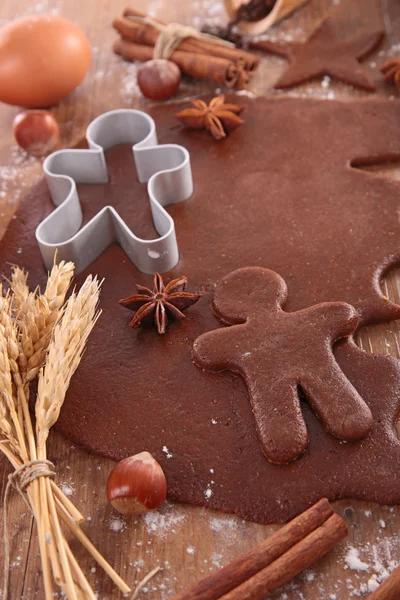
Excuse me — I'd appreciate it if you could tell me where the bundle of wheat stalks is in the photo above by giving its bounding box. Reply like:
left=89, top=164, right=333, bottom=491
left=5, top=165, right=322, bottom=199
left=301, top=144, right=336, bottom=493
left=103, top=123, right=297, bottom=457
left=0, top=260, right=131, bottom=599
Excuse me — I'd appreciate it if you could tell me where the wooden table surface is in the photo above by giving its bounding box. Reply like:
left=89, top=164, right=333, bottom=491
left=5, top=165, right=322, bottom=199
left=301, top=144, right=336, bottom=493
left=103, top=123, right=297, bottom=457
left=1, top=0, right=400, bottom=598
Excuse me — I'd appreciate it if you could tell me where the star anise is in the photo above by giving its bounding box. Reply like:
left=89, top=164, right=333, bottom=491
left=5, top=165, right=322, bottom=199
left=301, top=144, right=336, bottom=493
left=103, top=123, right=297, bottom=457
left=381, top=56, right=400, bottom=88
left=119, top=272, right=201, bottom=335
left=175, top=95, right=246, bottom=140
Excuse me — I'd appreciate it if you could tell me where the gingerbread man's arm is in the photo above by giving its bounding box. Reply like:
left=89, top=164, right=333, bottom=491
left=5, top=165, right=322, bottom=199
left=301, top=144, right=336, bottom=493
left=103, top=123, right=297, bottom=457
left=193, top=325, right=244, bottom=372
left=306, top=302, right=359, bottom=341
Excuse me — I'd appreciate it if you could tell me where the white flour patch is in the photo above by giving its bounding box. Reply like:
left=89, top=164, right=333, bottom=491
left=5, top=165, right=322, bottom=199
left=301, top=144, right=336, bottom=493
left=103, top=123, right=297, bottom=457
left=120, top=63, right=141, bottom=102
left=108, top=516, right=126, bottom=533
left=162, top=445, right=173, bottom=459
left=59, top=482, right=75, bottom=497
left=204, top=487, right=213, bottom=499
left=210, top=552, right=223, bottom=569
left=345, top=547, right=370, bottom=571
left=142, top=502, right=185, bottom=536
left=210, top=516, right=239, bottom=534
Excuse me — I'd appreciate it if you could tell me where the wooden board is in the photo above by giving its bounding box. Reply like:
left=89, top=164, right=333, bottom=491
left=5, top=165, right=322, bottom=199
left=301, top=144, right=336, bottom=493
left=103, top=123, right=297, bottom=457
left=1, top=0, right=400, bottom=598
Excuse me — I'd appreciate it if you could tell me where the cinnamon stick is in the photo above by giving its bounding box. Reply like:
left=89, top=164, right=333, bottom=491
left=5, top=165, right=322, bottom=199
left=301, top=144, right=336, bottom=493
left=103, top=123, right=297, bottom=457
left=365, top=563, right=400, bottom=600
left=172, top=498, right=340, bottom=600
left=123, top=7, right=163, bottom=24
left=113, top=39, right=249, bottom=89
left=119, top=9, right=259, bottom=70
left=220, top=514, right=347, bottom=600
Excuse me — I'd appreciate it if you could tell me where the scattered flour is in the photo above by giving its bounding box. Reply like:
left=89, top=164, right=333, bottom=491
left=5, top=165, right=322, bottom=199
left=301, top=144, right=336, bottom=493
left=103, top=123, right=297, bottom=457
left=321, top=76, right=331, bottom=89
left=0, top=147, right=40, bottom=204
left=340, top=537, right=400, bottom=597
left=120, top=62, right=141, bottom=103
left=186, top=546, right=195, bottom=555
left=345, top=547, right=370, bottom=571
left=367, top=576, right=380, bottom=592
left=162, top=445, right=173, bottom=459
left=108, top=516, right=126, bottom=533
left=204, top=488, right=213, bottom=499
left=210, top=552, right=223, bottom=569
left=141, top=503, right=185, bottom=536
left=59, top=482, right=75, bottom=497
left=210, top=516, right=238, bottom=534
left=10, top=556, right=22, bottom=568
left=191, top=0, right=227, bottom=30
left=387, top=43, right=400, bottom=58
left=273, top=529, right=400, bottom=599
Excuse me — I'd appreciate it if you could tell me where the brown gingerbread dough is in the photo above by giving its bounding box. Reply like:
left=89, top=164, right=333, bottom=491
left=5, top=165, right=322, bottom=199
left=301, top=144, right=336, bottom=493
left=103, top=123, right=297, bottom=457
left=250, top=19, right=383, bottom=91
left=2, top=97, right=400, bottom=523
left=193, top=267, right=373, bottom=464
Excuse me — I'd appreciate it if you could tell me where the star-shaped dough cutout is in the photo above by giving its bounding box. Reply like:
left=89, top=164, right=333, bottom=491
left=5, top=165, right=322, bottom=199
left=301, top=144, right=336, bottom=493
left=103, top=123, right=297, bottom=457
left=250, top=19, right=384, bottom=91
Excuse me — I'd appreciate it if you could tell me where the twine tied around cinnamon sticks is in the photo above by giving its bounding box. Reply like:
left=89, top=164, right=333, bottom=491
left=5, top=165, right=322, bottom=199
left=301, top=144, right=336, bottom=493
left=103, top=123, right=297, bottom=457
left=134, top=15, right=235, bottom=61
left=113, top=8, right=259, bottom=90
left=3, top=460, right=55, bottom=600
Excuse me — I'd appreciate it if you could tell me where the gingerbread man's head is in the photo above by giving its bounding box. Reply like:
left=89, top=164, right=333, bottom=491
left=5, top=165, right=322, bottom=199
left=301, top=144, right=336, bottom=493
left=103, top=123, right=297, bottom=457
left=212, top=267, right=288, bottom=324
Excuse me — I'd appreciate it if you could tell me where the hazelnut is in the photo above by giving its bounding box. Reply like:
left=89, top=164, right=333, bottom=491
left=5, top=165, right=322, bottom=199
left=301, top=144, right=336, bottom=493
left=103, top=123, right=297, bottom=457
left=137, top=59, right=181, bottom=101
left=106, top=451, right=167, bottom=515
left=13, top=110, right=60, bottom=156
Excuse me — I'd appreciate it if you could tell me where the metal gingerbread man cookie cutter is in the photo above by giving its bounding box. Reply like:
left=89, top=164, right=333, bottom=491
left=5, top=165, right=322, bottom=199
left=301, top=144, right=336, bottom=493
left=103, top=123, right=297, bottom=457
left=36, top=109, right=193, bottom=274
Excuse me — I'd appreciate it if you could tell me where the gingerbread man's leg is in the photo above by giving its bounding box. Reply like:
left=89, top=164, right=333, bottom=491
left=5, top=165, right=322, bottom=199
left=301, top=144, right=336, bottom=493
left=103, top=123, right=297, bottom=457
left=301, top=360, right=373, bottom=441
left=194, top=329, right=309, bottom=464
left=249, top=379, right=309, bottom=465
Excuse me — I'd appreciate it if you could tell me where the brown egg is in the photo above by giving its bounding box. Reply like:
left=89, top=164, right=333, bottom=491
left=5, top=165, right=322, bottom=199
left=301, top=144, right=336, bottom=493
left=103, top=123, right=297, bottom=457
left=0, top=15, right=91, bottom=107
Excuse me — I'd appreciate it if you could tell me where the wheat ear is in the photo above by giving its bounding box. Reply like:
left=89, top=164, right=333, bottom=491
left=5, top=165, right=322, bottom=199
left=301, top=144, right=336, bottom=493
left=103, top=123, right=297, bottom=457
left=12, top=261, right=75, bottom=382
left=36, top=275, right=101, bottom=448
left=0, top=301, right=28, bottom=461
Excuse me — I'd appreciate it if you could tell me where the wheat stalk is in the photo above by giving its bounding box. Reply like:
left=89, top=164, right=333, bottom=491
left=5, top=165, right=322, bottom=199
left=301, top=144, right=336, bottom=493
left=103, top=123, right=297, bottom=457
left=0, top=262, right=131, bottom=600
left=12, top=260, right=75, bottom=382
left=35, top=275, right=102, bottom=600
left=36, top=275, right=101, bottom=448
left=0, top=315, right=28, bottom=462
left=0, top=396, right=19, bottom=457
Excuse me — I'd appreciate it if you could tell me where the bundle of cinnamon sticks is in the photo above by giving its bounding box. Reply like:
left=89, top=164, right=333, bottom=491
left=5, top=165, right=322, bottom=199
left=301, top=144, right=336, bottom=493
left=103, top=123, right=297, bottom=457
left=172, top=498, right=347, bottom=600
left=112, top=8, right=259, bottom=90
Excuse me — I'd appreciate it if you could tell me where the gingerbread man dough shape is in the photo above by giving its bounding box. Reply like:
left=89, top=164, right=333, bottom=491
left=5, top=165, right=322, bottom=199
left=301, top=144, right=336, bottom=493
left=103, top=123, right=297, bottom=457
left=193, top=267, right=373, bottom=465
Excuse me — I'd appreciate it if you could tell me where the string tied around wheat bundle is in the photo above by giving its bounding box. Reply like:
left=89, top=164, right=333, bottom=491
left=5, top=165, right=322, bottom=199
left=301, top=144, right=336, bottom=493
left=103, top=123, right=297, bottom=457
left=3, top=459, right=55, bottom=600
left=128, top=15, right=235, bottom=60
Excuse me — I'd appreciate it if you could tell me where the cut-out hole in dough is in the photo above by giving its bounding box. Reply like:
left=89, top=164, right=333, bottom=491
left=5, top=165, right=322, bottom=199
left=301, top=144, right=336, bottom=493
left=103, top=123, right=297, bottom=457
left=350, top=156, right=400, bottom=181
